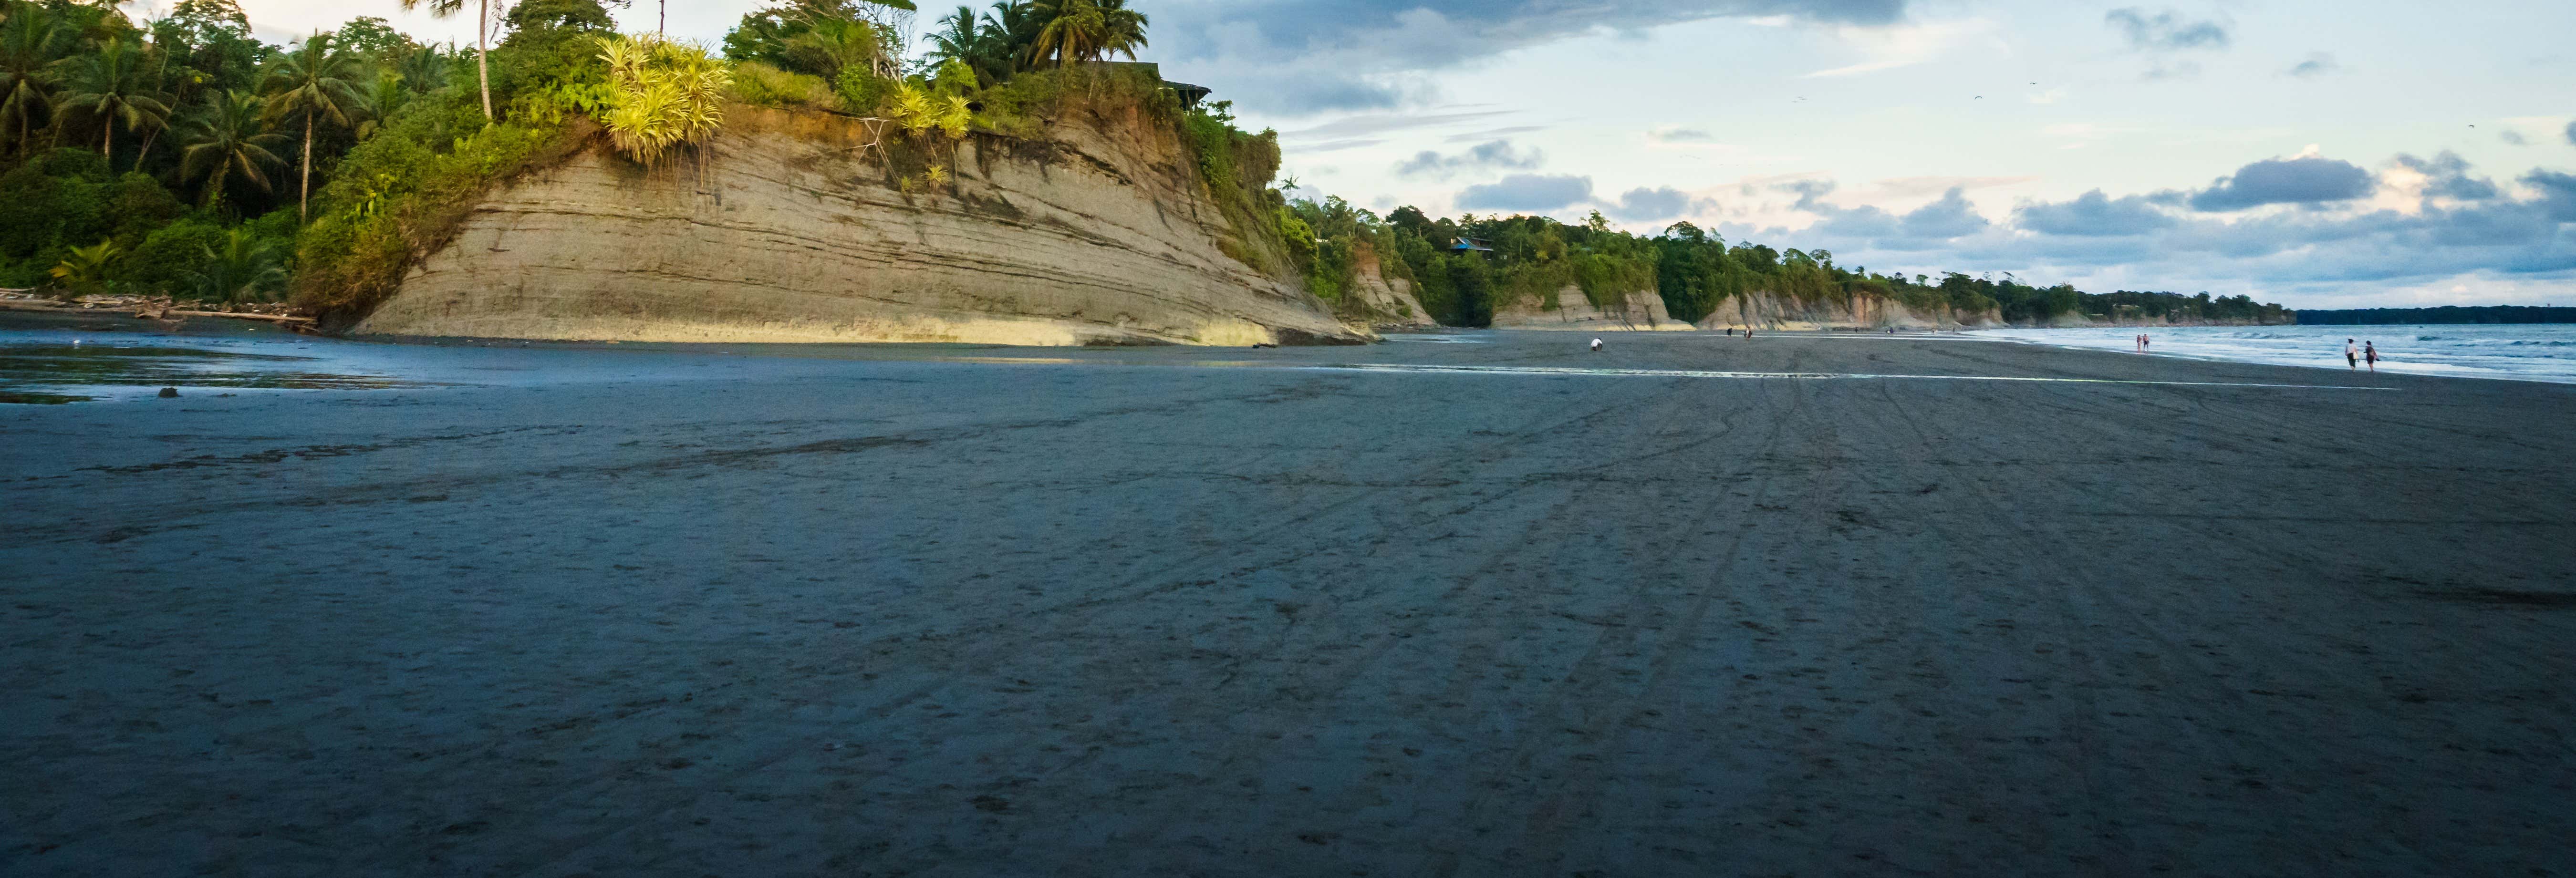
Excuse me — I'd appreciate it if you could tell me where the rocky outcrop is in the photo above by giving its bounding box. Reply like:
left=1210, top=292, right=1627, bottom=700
left=1343, top=242, right=1436, bottom=329
left=1490, top=286, right=1693, bottom=331
left=1695, top=291, right=1999, bottom=331
left=355, top=106, right=1369, bottom=346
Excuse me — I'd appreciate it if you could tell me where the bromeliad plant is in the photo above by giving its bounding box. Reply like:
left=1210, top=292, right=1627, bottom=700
left=594, top=34, right=730, bottom=166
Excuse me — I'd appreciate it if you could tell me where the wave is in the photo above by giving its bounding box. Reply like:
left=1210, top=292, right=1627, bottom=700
left=1977, top=325, right=2576, bottom=384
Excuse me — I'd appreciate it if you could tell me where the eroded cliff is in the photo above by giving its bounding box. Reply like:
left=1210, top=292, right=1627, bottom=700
left=1695, top=291, right=2000, bottom=331
left=355, top=106, right=1368, bottom=346
left=1489, top=286, right=1693, bottom=331
left=1344, top=242, right=1437, bottom=329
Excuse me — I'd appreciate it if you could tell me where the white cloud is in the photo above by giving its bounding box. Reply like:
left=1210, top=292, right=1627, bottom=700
left=1803, top=18, right=1999, bottom=78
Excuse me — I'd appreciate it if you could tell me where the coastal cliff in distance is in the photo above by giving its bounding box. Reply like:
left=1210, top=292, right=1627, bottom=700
left=354, top=106, right=1369, bottom=346
left=1344, top=242, right=1438, bottom=329
left=1694, top=291, right=1999, bottom=331
left=1490, top=286, right=1693, bottom=331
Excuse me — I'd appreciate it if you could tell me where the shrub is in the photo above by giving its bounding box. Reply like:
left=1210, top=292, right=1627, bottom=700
left=834, top=67, right=898, bottom=115
left=122, top=218, right=229, bottom=294
left=189, top=228, right=290, bottom=302
left=728, top=61, right=836, bottom=109
left=47, top=240, right=120, bottom=300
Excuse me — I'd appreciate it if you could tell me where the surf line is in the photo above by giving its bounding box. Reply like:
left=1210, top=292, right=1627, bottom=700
left=1317, top=362, right=2398, bottom=391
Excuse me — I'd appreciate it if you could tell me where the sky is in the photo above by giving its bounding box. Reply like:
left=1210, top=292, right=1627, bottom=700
left=208, top=0, right=2576, bottom=308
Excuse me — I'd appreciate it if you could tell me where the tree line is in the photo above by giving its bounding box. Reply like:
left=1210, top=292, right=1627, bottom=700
left=2296, top=306, right=2576, bottom=325
left=1278, top=200, right=2289, bottom=328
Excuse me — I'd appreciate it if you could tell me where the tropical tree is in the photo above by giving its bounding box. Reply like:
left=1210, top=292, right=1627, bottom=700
left=394, top=44, right=447, bottom=93
left=782, top=15, right=882, bottom=81
left=257, top=31, right=368, bottom=222
left=147, top=0, right=265, bottom=116
left=356, top=69, right=404, bottom=137
left=924, top=6, right=984, bottom=73
left=987, top=0, right=1044, bottom=63
left=397, top=0, right=492, bottom=120
left=51, top=35, right=170, bottom=165
left=926, top=3, right=1028, bottom=84
left=0, top=1, right=60, bottom=153
left=175, top=89, right=284, bottom=210
left=1025, top=0, right=1144, bottom=68
left=187, top=227, right=286, bottom=301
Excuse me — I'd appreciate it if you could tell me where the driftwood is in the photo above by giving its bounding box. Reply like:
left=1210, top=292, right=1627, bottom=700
left=2, top=298, right=317, bottom=332
left=163, top=310, right=315, bottom=324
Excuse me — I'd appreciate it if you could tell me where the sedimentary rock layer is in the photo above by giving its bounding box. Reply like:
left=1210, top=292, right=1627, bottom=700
left=357, top=107, right=1367, bottom=346
left=1489, top=285, right=1693, bottom=331
left=1696, top=291, right=1999, bottom=331
left=1344, top=242, right=1437, bottom=329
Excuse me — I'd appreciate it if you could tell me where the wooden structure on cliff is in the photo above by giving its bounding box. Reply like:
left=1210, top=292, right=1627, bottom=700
left=1099, top=61, right=1213, bottom=110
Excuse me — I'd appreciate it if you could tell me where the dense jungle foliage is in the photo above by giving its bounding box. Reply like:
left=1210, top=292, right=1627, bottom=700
left=2296, top=305, right=2576, bottom=325
left=0, top=0, right=2282, bottom=328
left=1283, top=202, right=2289, bottom=328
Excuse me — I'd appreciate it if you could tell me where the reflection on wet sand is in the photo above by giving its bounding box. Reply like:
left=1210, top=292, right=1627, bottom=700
left=0, top=343, right=424, bottom=402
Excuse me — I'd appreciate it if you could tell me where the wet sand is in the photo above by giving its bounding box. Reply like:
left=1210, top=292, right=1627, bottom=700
left=4, top=331, right=2574, bottom=876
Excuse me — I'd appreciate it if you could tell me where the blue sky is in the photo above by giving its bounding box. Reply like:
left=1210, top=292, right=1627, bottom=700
left=230, top=0, right=2576, bottom=308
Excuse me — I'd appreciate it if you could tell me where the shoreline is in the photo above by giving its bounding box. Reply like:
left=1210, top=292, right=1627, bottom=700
left=11, top=320, right=2576, bottom=404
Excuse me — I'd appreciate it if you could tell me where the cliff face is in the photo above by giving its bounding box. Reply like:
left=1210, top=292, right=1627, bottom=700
left=354, top=106, right=1368, bottom=346
left=1695, top=291, right=2000, bottom=331
left=2038, top=313, right=2298, bottom=328
left=1490, top=286, right=1693, bottom=331
left=1343, top=242, right=1437, bottom=329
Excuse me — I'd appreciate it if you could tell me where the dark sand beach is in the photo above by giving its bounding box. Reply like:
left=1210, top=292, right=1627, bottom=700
left=4, top=330, right=2573, bottom=876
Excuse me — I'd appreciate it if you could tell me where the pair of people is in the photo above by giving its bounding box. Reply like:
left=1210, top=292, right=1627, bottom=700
left=2345, top=339, right=2380, bottom=370
left=2135, top=333, right=2152, bottom=351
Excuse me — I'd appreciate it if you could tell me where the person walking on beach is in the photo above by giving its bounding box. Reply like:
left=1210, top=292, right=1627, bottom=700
left=1590, top=338, right=1604, bottom=352
left=2365, top=341, right=2379, bottom=371
left=2345, top=339, right=2359, bottom=369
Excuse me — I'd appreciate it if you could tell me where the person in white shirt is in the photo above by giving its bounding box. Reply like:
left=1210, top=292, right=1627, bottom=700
left=1589, top=338, right=1604, bottom=352
left=2345, top=339, right=2358, bottom=369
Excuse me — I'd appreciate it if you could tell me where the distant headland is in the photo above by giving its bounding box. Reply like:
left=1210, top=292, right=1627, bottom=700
left=2296, top=306, right=2576, bottom=325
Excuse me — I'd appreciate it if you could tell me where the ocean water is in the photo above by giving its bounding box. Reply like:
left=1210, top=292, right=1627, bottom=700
left=1980, top=324, right=2576, bottom=384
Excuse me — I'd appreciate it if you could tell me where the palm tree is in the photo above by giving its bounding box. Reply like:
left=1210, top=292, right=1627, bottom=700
left=51, top=36, right=170, bottom=165
left=1026, top=0, right=1145, bottom=68
left=784, top=16, right=883, bottom=82
left=1025, top=0, right=1102, bottom=68
left=187, top=228, right=286, bottom=302
left=926, top=5, right=979, bottom=64
left=357, top=69, right=405, bottom=137
left=1094, top=0, right=1147, bottom=61
left=397, top=0, right=490, bottom=121
left=258, top=31, right=368, bottom=223
left=176, top=89, right=284, bottom=211
left=0, top=3, right=61, bottom=154
left=395, top=44, right=448, bottom=93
